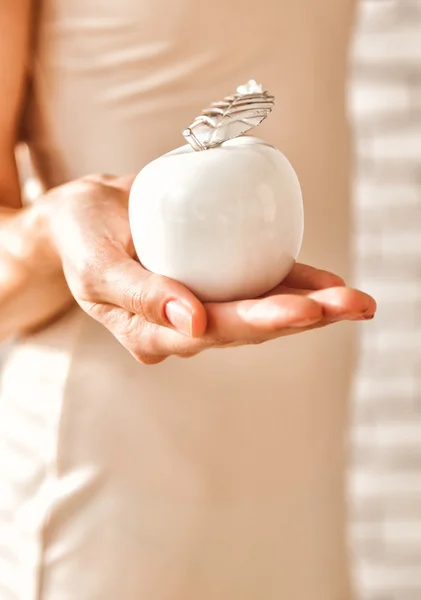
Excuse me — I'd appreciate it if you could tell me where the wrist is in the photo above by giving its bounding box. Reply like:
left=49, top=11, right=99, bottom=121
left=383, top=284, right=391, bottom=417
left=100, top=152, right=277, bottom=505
left=0, top=200, right=62, bottom=276
left=33, top=198, right=64, bottom=273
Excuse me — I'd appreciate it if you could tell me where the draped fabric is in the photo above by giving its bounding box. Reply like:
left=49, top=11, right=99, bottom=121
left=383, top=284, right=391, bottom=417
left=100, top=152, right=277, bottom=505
left=1, top=1, right=355, bottom=599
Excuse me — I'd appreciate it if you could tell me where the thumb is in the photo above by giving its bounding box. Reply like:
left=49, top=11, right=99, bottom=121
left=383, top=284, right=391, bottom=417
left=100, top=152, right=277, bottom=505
left=103, top=257, right=207, bottom=337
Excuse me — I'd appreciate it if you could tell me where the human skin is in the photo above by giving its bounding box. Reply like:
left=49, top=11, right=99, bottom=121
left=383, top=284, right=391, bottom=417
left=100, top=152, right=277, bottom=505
left=0, top=2, right=375, bottom=361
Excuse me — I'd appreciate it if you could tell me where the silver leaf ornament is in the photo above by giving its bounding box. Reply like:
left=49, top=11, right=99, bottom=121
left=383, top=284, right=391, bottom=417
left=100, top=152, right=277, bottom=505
left=183, top=80, right=275, bottom=151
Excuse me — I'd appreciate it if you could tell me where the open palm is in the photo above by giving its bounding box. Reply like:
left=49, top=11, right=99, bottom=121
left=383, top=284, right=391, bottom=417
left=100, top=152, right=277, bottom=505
left=48, top=175, right=376, bottom=364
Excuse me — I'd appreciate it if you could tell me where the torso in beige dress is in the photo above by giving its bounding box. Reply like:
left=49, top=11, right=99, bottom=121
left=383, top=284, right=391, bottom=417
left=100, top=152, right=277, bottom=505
left=0, top=1, right=356, bottom=598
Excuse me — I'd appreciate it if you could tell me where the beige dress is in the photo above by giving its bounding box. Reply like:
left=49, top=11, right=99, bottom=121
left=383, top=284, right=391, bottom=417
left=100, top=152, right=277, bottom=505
left=0, top=1, right=356, bottom=599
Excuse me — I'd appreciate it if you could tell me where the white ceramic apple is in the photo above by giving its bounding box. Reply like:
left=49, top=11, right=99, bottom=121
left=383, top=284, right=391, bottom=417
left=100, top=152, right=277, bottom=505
left=129, top=135, right=304, bottom=302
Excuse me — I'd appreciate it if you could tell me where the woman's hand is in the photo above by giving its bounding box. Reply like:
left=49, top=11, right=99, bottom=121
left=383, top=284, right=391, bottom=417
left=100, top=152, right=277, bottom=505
left=41, top=173, right=376, bottom=364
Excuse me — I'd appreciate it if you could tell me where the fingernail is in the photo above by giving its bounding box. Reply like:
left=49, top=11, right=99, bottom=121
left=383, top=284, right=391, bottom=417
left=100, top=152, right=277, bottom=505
left=354, top=313, right=375, bottom=321
left=333, top=312, right=374, bottom=322
left=165, top=301, right=193, bottom=336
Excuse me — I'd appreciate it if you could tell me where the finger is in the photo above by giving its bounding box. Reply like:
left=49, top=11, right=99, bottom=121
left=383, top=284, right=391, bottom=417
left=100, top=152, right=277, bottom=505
left=308, top=286, right=377, bottom=320
left=264, top=283, right=376, bottom=320
left=274, top=317, right=343, bottom=339
left=278, top=263, right=346, bottom=291
left=111, top=285, right=369, bottom=361
left=204, top=294, right=324, bottom=344
left=101, top=257, right=207, bottom=337
left=123, top=294, right=324, bottom=359
left=279, top=305, right=377, bottom=339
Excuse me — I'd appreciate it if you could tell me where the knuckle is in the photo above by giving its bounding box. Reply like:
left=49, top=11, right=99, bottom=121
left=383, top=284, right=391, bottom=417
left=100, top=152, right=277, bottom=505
left=138, top=277, right=168, bottom=323
left=72, top=179, right=99, bottom=197
left=81, top=173, right=113, bottom=186
left=69, top=176, right=111, bottom=202
left=124, top=288, right=144, bottom=315
left=95, top=173, right=115, bottom=182
left=150, top=274, right=168, bottom=288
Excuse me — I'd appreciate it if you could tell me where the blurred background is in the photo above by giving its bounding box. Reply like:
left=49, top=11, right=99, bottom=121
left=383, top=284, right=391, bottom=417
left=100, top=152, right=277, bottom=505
left=350, top=1, right=421, bottom=599
left=5, top=1, right=421, bottom=599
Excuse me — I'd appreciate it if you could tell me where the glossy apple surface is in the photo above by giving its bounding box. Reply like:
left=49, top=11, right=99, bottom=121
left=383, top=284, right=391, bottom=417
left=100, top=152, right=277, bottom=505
left=129, top=136, right=304, bottom=302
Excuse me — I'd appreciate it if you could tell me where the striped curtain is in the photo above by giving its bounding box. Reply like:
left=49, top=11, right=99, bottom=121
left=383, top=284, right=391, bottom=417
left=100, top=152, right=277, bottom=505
left=350, top=1, right=421, bottom=598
